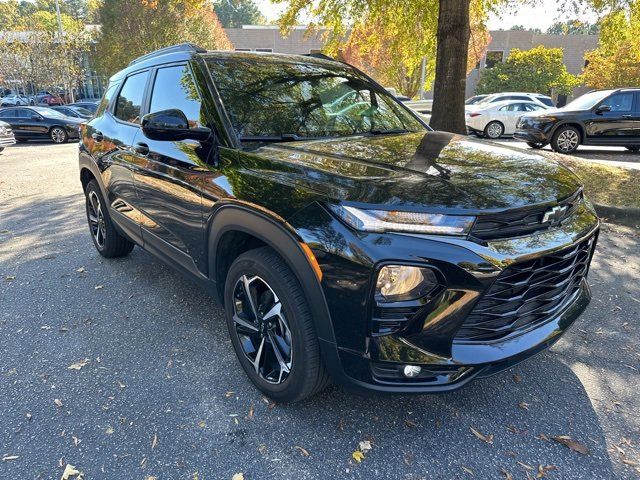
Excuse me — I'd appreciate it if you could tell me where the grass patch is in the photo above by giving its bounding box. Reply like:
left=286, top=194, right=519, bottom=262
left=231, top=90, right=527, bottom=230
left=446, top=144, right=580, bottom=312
left=556, top=158, right=640, bottom=210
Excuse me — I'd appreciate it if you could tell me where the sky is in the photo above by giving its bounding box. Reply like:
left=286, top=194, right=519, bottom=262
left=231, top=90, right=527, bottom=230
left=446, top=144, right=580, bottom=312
left=253, top=0, right=600, bottom=32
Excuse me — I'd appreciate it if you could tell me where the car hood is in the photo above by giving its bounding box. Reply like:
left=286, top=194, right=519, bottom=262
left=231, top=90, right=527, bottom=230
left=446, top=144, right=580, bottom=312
left=245, top=131, right=581, bottom=213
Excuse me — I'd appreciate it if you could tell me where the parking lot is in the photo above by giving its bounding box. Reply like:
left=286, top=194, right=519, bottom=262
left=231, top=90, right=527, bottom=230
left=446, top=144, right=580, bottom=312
left=1, top=142, right=639, bottom=479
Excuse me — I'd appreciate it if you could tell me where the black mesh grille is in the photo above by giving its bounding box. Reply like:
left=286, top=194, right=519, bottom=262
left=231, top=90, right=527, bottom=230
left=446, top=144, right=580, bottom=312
left=471, top=190, right=582, bottom=241
left=455, top=234, right=596, bottom=343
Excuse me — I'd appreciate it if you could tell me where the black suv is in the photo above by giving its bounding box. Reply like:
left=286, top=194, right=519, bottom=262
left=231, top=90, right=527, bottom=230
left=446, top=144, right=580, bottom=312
left=515, top=88, right=640, bottom=154
left=79, top=44, right=599, bottom=402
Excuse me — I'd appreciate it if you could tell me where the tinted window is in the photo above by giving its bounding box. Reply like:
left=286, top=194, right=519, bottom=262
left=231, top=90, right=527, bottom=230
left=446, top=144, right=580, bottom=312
left=16, top=109, right=32, bottom=118
left=96, top=83, right=118, bottom=117
left=114, top=71, right=149, bottom=124
left=537, top=97, right=554, bottom=107
left=525, top=103, right=543, bottom=111
left=604, top=92, right=634, bottom=112
left=150, top=65, right=203, bottom=128
left=0, top=109, right=15, bottom=118
left=207, top=57, right=423, bottom=139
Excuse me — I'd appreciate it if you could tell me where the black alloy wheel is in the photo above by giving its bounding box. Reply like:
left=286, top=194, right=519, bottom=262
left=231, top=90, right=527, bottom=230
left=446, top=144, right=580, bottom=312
left=224, top=247, right=329, bottom=402
left=50, top=126, right=68, bottom=143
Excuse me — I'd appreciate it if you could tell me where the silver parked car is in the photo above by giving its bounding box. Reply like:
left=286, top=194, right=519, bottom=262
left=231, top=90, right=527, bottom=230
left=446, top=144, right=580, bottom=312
left=0, top=120, right=16, bottom=152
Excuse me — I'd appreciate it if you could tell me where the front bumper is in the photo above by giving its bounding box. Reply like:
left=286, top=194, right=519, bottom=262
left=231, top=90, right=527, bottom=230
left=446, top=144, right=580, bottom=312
left=0, top=133, right=16, bottom=147
left=292, top=201, right=600, bottom=393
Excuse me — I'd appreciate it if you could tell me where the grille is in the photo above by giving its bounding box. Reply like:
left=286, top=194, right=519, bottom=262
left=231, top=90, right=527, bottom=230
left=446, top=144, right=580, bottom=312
left=455, top=234, right=596, bottom=343
left=471, top=190, right=582, bottom=241
left=371, top=306, right=420, bottom=336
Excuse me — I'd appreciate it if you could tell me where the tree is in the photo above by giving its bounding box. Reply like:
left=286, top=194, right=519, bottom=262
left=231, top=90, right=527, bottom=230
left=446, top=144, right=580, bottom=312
left=582, top=2, right=640, bottom=88
left=509, top=24, right=542, bottom=33
left=546, top=19, right=599, bottom=34
left=213, top=0, right=266, bottom=27
left=94, top=0, right=233, bottom=75
left=475, top=45, right=581, bottom=95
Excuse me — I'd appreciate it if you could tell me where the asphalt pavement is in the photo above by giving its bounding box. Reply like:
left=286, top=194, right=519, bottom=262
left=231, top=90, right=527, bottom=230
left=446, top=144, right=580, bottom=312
left=1, top=142, right=639, bottom=479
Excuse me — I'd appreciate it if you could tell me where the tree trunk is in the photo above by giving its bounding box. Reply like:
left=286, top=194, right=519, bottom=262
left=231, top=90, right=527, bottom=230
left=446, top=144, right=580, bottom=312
left=429, top=0, right=471, bottom=134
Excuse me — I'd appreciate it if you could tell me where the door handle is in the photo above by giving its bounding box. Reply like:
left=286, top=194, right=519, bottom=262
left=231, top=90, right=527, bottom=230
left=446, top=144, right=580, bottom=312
left=134, top=142, right=149, bottom=156
left=91, top=131, right=104, bottom=142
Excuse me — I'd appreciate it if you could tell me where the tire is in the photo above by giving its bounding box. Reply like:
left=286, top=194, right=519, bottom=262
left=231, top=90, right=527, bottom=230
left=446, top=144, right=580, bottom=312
left=527, top=142, right=545, bottom=149
left=50, top=126, right=68, bottom=143
left=224, top=247, right=330, bottom=403
left=84, top=179, right=134, bottom=258
left=484, top=121, right=504, bottom=139
left=551, top=125, right=581, bottom=154
left=625, top=146, right=639, bottom=152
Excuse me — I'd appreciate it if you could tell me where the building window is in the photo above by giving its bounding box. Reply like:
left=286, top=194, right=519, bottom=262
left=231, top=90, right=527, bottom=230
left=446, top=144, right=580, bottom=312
left=234, top=48, right=251, bottom=52
left=484, top=51, right=504, bottom=69
left=255, top=48, right=273, bottom=52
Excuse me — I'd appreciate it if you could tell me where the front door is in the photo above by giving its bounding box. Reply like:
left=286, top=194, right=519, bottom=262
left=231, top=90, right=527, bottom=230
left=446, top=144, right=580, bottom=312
left=586, top=91, right=637, bottom=142
left=130, top=63, right=212, bottom=277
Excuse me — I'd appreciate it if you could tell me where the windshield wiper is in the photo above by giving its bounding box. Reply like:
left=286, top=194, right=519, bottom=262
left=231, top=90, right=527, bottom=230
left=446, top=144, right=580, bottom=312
left=368, top=128, right=409, bottom=135
left=239, top=134, right=305, bottom=142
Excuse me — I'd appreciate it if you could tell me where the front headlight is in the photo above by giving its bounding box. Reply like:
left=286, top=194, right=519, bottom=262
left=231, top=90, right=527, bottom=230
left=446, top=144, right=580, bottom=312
left=533, top=116, right=557, bottom=123
left=329, top=205, right=475, bottom=235
left=376, top=265, right=439, bottom=302
left=0, top=126, right=6, bottom=135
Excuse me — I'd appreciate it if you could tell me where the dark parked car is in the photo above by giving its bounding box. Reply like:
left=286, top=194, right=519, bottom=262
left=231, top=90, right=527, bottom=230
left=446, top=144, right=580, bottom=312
left=79, top=44, right=600, bottom=402
left=0, top=120, right=16, bottom=152
left=515, top=88, right=640, bottom=154
left=0, top=106, right=82, bottom=143
left=68, top=101, right=99, bottom=115
left=52, top=105, right=93, bottom=119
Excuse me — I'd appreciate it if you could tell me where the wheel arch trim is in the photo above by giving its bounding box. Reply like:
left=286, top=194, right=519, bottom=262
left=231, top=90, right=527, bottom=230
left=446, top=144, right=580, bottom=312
left=207, top=204, right=337, bottom=345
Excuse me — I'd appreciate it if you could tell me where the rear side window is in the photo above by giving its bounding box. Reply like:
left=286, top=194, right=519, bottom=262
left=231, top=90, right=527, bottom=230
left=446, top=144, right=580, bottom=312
left=114, top=71, right=149, bottom=124
left=95, top=83, right=118, bottom=117
left=0, top=109, right=15, bottom=118
left=16, top=109, right=31, bottom=118
left=149, top=65, right=204, bottom=127
left=537, top=97, right=554, bottom=107
left=605, top=92, right=633, bottom=112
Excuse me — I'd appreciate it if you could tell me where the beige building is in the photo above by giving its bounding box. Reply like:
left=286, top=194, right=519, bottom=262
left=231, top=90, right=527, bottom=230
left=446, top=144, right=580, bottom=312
left=224, top=26, right=599, bottom=100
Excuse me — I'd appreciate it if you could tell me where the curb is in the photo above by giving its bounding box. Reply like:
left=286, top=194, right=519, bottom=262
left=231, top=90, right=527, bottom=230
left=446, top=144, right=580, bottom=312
left=594, top=204, right=640, bottom=228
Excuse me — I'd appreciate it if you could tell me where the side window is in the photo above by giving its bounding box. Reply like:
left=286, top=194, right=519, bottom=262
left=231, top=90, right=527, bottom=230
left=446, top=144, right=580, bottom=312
left=16, top=109, right=31, bottom=118
left=114, top=71, right=149, bottom=124
left=499, top=104, right=511, bottom=111
left=95, top=83, right=118, bottom=117
left=604, top=92, right=633, bottom=112
left=149, top=65, right=204, bottom=128
left=0, top=109, right=14, bottom=118
left=525, top=104, right=541, bottom=112
left=538, top=97, right=554, bottom=107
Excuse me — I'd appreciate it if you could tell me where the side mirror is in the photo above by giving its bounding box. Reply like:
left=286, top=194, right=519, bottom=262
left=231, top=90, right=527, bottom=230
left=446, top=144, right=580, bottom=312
left=141, top=109, right=211, bottom=142
left=596, top=104, right=611, bottom=114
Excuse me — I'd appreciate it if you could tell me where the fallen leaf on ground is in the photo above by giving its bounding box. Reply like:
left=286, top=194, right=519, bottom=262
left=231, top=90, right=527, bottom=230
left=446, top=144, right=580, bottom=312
left=76, top=267, right=85, bottom=273
left=462, top=465, right=474, bottom=475
left=94, top=285, right=103, bottom=290
left=622, top=459, right=639, bottom=466
left=553, top=435, right=589, bottom=455
left=5, top=275, right=16, bottom=281
left=72, top=436, right=80, bottom=447
left=232, top=474, right=244, bottom=480
left=519, top=401, right=530, bottom=410
left=404, top=419, right=417, bottom=428
left=513, top=374, right=522, bottom=383
left=68, top=359, right=90, bottom=370
left=517, top=461, right=534, bottom=470
left=54, top=399, right=63, bottom=408
left=2, top=455, right=19, bottom=461
left=225, top=391, right=235, bottom=397
left=151, top=433, right=158, bottom=450
left=117, top=381, right=126, bottom=389
left=352, top=450, right=365, bottom=463
left=359, top=440, right=372, bottom=452
left=60, top=464, right=83, bottom=479
left=105, top=426, right=114, bottom=435
left=294, top=445, right=310, bottom=457
left=500, top=468, right=513, bottom=480
left=536, top=433, right=550, bottom=442
left=247, top=404, right=254, bottom=420
left=470, top=427, right=493, bottom=444
left=537, top=464, right=557, bottom=477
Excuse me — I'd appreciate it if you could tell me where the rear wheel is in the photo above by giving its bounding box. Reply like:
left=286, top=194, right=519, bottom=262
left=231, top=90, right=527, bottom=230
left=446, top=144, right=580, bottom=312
left=484, top=121, right=504, bottom=139
left=527, top=142, right=545, bottom=149
left=224, top=247, right=329, bottom=403
left=84, top=180, right=134, bottom=258
left=625, top=146, right=639, bottom=152
left=50, top=126, right=68, bottom=144
left=551, top=125, right=581, bottom=154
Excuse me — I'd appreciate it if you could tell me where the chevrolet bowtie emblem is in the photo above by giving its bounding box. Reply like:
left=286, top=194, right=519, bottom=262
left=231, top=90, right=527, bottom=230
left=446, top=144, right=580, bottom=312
left=542, top=205, right=568, bottom=224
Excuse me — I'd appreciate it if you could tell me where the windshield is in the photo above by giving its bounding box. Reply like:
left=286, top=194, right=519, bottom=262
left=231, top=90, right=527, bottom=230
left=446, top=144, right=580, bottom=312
left=564, top=90, right=614, bottom=111
left=206, top=55, right=424, bottom=140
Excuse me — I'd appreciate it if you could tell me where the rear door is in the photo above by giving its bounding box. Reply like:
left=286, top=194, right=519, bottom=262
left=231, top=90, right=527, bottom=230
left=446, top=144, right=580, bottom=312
left=0, top=109, right=21, bottom=136
left=130, top=62, right=212, bottom=276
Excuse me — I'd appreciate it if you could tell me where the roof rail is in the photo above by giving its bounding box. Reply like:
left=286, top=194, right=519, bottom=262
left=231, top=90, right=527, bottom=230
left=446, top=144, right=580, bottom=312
left=304, top=52, right=335, bottom=61
left=128, top=43, right=206, bottom=66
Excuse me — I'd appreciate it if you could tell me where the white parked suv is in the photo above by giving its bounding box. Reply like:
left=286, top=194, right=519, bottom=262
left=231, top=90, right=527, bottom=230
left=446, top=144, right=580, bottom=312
left=465, top=92, right=555, bottom=112
left=466, top=99, right=548, bottom=139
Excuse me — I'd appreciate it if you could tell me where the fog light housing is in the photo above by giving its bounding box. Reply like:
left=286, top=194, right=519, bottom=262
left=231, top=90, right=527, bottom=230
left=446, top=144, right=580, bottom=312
left=403, top=365, right=422, bottom=378
left=376, top=265, right=438, bottom=303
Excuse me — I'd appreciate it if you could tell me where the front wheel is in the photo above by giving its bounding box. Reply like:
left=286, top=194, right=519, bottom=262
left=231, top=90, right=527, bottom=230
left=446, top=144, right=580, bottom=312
left=484, top=121, right=504, bottom=139
left=527, top=142, right=545, bottom=149
left=224, top=247, right=329, bottom=403
left=551, top=125, right=581, bottom=154
left=50, top=126, right=68, bottom=143
left=84, top=180, right=134, bottom=258
left=625, top=146, right=639, bottom=152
